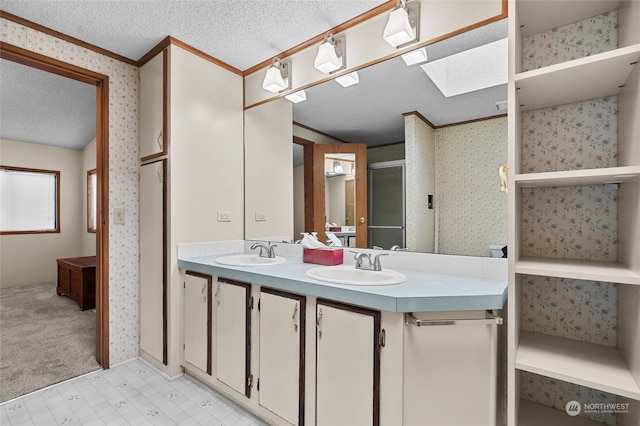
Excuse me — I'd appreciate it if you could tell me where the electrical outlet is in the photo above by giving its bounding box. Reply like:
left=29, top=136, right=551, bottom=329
left=217, top=211, right=231, bottom=222
left=255, top=211, right=267, bottom=222
left=114, top=208, right=125, bottom=224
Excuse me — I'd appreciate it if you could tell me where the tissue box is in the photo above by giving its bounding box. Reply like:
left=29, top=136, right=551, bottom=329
left=303, top=248, right=343, bottom=265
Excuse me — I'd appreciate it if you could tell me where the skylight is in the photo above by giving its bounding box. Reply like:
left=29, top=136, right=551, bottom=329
left=420, top=38, right=507, bottom=97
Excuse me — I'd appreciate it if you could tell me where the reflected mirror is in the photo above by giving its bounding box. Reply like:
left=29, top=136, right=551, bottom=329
left=265, top=19, right=509, bottom=257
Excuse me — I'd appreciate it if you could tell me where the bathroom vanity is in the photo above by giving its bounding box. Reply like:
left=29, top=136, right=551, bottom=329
left=178, top=254, right=506, bottom=426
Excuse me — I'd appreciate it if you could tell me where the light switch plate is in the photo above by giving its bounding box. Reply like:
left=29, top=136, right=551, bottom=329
left=255, top=211, right=267, bottom=222
left=114, top=208, right=125, bottom=224
left=217, top=211, right=231, bottom=222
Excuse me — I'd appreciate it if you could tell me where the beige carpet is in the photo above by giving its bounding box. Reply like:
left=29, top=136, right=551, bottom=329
left=0, top=282, right=100, bottom=403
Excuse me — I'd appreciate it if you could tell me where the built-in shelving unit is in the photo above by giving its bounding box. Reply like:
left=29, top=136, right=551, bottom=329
left=516, top=332, right=640, bottom=400
left=508, top=1, right=640, bottom=425
left=515, top=45, right=640, bottom=111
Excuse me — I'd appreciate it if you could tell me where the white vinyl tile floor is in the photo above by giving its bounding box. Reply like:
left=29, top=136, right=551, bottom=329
left=0, top=358, right=266, bottom=425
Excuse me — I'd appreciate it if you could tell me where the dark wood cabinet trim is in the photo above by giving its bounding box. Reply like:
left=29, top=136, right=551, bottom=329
left=217, top=277, right=252, bottom=398
left=185, top=271, right=213, bottom=375
left=316, top=298, right=381, bottom=426
left=260, top=287, right=306, bottom=426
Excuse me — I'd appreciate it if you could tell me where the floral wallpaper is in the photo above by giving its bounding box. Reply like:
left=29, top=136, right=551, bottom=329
left=521, top=371, right=617, bottom=425
left=1, top=18, right=140, bottom=364
left=522, top=10, right=618, bottom=72
left=522, top=96, right=618, bottom=173
left=521, top=275, right=617, bottom=347
left=436, top=117, right=508, bottom=257
left=521, top=185, right=617, bottom=261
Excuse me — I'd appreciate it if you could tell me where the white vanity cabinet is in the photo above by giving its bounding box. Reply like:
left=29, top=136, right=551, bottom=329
left=403, top=311, right=502, bottom=426
left=183, top=272, right=211, bottom=375
left=139, top=49, right=166, bottom=161
left=258, top=288, right=306, bottom=426
left=315, top=299, right=381, bottom=426
left=215, top=278, right=252, bottom=398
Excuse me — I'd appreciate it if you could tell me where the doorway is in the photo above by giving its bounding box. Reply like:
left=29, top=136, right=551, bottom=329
left=0, top=43, right=110, bottom=368
left=368, top=161, right=406, bottom=250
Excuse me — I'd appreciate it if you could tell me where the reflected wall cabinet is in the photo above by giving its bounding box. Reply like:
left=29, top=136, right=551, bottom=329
left=507, top=1, right=640, bottom=425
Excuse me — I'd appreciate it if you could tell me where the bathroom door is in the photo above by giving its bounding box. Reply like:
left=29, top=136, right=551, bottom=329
left=312, top=143, right=367, bottom=247
left=368, top=161, right=405, bottom=250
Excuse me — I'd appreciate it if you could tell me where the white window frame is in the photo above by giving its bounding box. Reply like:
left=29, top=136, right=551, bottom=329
left=0, top=165, right=60, bottom=234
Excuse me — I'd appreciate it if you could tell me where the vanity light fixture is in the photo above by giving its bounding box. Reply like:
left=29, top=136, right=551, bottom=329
left=314, top=32, right=346, bottom=74
left=401, top=47, right=428, bottom=66
left=262, top=58, right=292, bottom=93
left=285, top=90, right=307, bottom=103
left=335, top=71, right=359, bottom=87
left=383, top=0, right=420, bottom=49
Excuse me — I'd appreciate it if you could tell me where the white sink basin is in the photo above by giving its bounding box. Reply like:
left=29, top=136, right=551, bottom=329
left=305, top=265, right=406, bottom=286
left=215, top=254, right=286, bottom=267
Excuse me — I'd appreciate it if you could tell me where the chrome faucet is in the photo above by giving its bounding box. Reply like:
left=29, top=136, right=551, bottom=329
left=251, top=242, right=277, bottom=258
left=351, top=251, right=388, bottom=271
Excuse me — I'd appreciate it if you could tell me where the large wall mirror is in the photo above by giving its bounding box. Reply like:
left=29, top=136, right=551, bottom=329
left=250, top=18, right=509, bottom=258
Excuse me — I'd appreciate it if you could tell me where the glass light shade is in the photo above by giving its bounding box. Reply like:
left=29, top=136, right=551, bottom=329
left=262, top=65, right=286, bottom=93
left=335, top=71, right=359, bottom=87
left=285, top=90, right=307, bottom=103
left=383, top=7, right=415, bottom=47
left=314, top=41, right=341, bottom=73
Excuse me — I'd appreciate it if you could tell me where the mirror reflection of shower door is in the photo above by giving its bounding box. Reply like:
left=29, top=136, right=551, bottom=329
left=368, top=161, right=405, bottom=250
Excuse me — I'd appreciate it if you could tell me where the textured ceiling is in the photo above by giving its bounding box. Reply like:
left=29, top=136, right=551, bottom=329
left=0, top=0, right=389, bottom=70
left=0, top=59, right=96, bottom=150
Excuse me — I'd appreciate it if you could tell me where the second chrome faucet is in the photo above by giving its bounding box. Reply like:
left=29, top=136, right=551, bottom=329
left=351, top=251, right=388, bottom=271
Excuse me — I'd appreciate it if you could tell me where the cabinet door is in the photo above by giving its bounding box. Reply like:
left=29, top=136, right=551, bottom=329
left=139, top=159, right=166, bottom=364
left=183, top=272, right=212, bottom=374
left=139, top=50, right=166, bottom=160
left=259, top=289, right=305, bottom=425
left=316, top=299, right=380, bottom=426
left=216, top=278, right=251, bottom=397
left=403, top=312, right=499, bottom=426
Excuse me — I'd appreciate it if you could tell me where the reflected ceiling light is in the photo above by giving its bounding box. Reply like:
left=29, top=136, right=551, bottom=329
left=420, top=38, right=508, bottom=97
left=383, top=0, right=420, bottom=48
left=314, top=32, right=346, bottom=74
left=262, top=58, right=292, bottom=93
left=285, top=90, right=307, bottom=103
left=335, top=71, right=359, bottom=87
left=401, top=47, right=427, bottom=65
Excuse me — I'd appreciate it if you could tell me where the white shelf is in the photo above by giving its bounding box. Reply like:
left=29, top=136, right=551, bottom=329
left=516, top=257, right=640, bottom=285
left=518, top=400, right=606, bottom=426
left=516, top=332, right=640, bottom=400
left=515, top=166, right=640, bottom=188
left=515, top=44, right=640, bottom=111
left=518, top=0, right=621, bottom=38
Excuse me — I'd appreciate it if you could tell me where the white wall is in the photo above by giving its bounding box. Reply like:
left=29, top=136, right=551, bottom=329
left=0, top=139, right=84, bottom=288
left=244, top=98, right=294, bottom=241
left=167, top=44, right=245, bottom=374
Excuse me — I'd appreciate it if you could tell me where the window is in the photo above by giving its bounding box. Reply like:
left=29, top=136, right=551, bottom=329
left=87, top=169, right=97, bottom=233
left=0, top=166, right=60, bottom=234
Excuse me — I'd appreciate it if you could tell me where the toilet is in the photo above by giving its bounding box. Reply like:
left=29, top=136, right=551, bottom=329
left=490, top=244, right=507, bottom=258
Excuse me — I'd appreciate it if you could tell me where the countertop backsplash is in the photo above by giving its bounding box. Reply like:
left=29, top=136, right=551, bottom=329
left=178, top=240, right=507, bottom=282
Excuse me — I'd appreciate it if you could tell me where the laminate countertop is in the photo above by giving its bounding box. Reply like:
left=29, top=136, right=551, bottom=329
left=179, top=254, right=507, bottom=313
